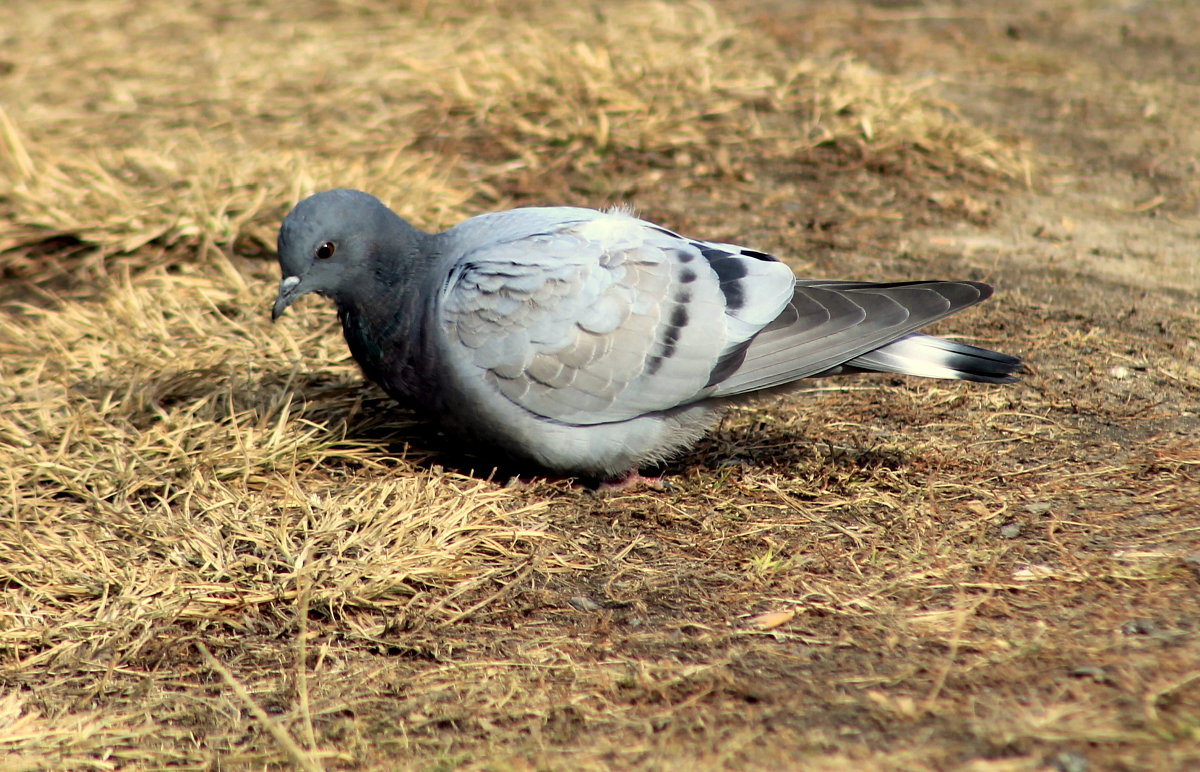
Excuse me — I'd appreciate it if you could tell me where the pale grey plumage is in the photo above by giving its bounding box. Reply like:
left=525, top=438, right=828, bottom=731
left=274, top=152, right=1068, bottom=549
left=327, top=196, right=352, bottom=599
left=272, top=189, right=1020, bottom=479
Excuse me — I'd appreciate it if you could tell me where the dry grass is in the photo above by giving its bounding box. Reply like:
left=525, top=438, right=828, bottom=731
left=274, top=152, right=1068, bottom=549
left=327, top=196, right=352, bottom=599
left=1, top=0, right=1198, bottom=770
left=0, top=0, right=1024, bottom=270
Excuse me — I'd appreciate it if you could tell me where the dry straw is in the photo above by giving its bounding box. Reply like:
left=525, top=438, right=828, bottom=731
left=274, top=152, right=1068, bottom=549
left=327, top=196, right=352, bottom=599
left=3, top=1, right=1140, bottom=770
left=0, top=0, right=1024, bottom=264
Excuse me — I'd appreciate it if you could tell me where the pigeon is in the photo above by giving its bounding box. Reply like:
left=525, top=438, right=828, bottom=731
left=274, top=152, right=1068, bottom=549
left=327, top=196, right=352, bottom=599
left=272, top=189, right=1020, bottom=483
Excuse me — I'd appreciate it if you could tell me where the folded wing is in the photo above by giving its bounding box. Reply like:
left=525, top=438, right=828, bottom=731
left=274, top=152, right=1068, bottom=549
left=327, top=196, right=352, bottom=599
left=439, top=209, right=1018, bottom=423
left=438, top=209, right=796, bottom=424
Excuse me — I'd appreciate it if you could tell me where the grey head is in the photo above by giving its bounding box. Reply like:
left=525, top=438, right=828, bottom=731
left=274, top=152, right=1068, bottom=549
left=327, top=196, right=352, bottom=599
left=271, top=188, right=427, bottom=320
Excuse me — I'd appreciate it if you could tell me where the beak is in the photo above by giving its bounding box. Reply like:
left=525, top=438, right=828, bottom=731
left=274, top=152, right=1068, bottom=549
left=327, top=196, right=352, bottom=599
left=271, top=275, right=307, bottom=321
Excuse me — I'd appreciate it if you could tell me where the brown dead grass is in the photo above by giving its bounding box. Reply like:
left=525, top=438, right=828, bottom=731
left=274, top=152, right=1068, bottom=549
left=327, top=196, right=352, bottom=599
left=0, top=0, right=1024, bottom=270
left=1, top=0, right=1198, bottom=770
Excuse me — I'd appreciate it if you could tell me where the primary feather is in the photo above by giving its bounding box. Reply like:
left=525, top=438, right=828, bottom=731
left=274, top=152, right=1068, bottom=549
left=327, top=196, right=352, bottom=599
left=272, top=189, right=1021, bottom=479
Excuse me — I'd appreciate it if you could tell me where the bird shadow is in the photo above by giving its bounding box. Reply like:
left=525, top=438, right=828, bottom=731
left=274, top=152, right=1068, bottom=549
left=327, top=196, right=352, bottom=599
left=337, top=397, right=546, bottom=485
left=66, top=363, right=557, bottom=483
left=66, top=363, right=915, bottom=491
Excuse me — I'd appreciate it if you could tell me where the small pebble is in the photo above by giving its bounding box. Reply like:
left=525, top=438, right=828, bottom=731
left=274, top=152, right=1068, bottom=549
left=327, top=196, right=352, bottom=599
left=1049, top=750, right=1089, bottom=772
left=568, top=595, right=602, bottom=612
left=1120, top=618, right=1158, bottom=635
left=1068, top=666, right=1107, bottom=682
left=1108, top=365, right=1132, bottom=379
left=1000, top=523, right=1022, bottom=538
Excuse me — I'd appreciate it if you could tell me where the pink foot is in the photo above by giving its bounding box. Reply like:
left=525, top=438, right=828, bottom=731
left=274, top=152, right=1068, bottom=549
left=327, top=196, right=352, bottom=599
left=597, top=470, right=671, bottom=492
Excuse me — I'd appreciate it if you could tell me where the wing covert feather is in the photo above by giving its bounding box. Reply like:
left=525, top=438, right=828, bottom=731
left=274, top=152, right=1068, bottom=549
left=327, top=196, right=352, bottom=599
left=439, top=210, right=792, bottom=424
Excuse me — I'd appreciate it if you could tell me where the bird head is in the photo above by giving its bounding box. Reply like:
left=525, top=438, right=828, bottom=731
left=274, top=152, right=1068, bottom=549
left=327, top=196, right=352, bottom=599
left=271, top=188, right=401, bottom=320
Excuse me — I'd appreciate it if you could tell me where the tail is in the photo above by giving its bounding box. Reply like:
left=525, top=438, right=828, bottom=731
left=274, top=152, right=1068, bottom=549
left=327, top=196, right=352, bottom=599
left=840, top=333, right=1021, bottom=383
left=706, top=280, right=1021, bottom=397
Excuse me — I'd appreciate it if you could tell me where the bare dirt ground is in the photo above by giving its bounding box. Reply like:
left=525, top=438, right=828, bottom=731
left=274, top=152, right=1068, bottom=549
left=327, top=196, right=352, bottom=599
left=1, top=1, right=1197, bottom=770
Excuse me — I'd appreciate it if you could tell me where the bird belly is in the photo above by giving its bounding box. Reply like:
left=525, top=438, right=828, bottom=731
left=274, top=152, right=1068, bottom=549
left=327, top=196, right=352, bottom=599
left=436, top=370, right=720, bottom=476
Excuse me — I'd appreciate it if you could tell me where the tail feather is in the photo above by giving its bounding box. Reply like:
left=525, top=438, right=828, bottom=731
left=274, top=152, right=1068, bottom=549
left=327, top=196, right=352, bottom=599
left=845, top=333, right=1021, bottom=383
left=707, top=280, right=1017, bottom=397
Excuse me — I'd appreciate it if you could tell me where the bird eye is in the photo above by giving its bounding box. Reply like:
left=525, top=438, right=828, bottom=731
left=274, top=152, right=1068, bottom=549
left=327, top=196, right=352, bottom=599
left=316, top=241, right=336, bottom=259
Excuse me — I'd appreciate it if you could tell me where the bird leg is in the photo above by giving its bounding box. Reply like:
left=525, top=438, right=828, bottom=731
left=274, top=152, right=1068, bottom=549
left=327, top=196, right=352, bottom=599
left=597, top=469, right=671, bottom=492
left=503, top=469, right=670, bottom=492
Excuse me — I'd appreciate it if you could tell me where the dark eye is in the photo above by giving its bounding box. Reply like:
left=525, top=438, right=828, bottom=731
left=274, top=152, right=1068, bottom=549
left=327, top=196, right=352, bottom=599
left=316, top=241, right=336, bottom=259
